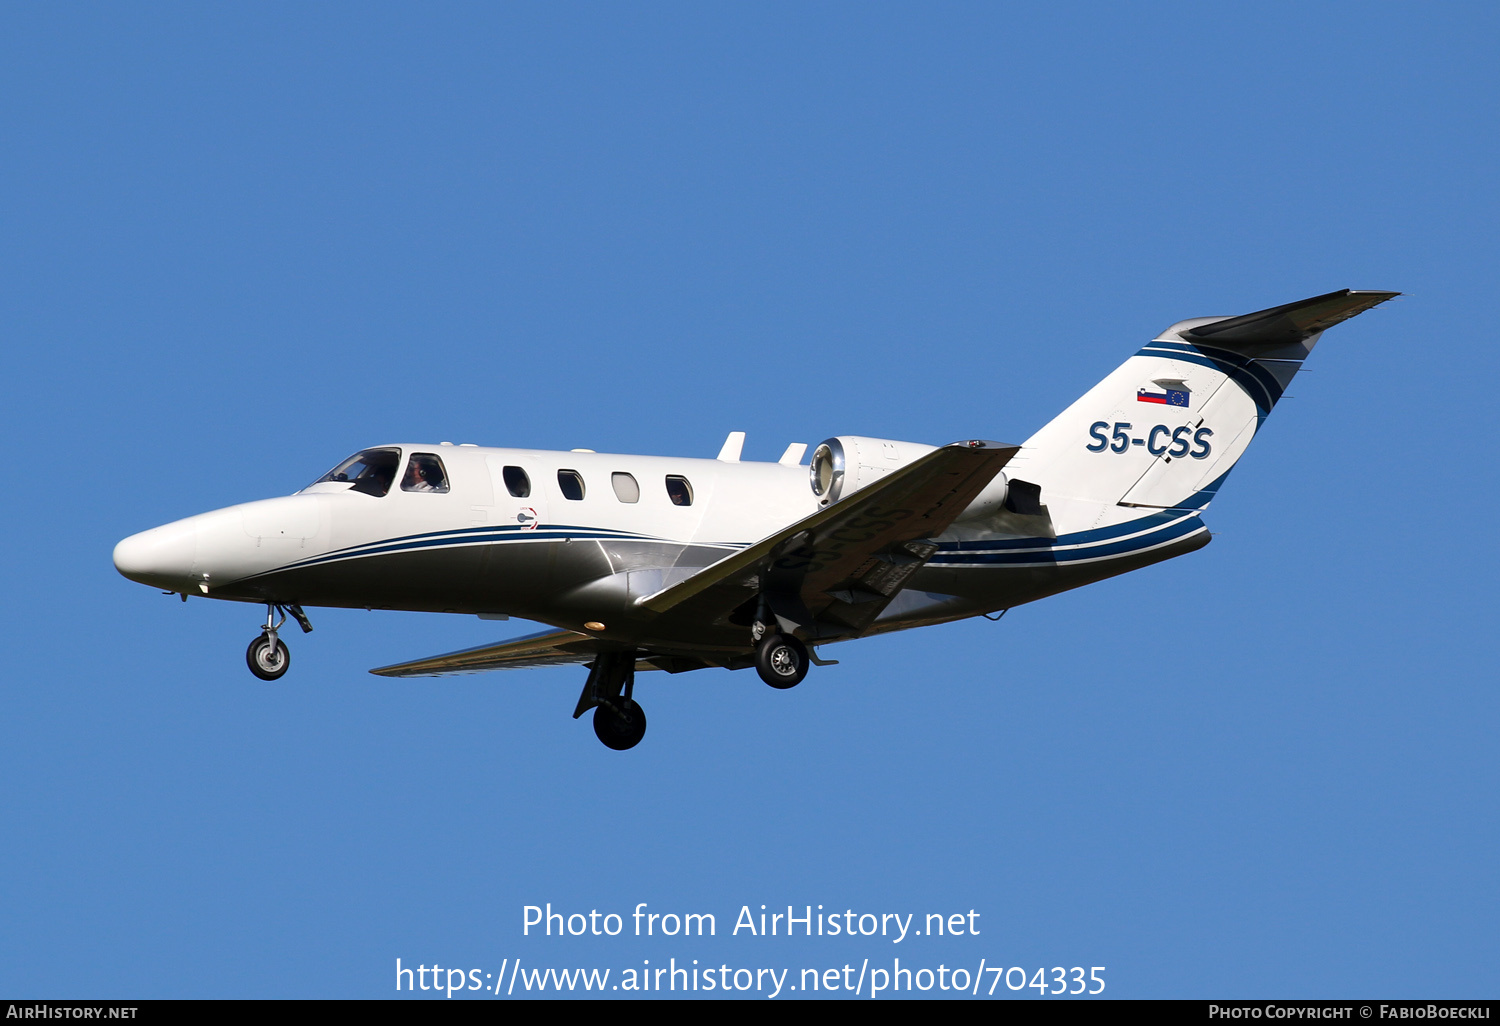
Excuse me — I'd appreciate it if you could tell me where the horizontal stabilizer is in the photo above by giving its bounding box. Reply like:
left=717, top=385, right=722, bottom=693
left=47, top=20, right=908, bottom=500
left=1181, top=289, right=1398, bottom=350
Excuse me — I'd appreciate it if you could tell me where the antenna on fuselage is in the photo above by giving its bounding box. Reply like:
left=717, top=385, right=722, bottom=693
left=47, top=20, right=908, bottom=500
left=717, top=431, right=745, bottom=462
left=778, top=443, right=808, bottom=466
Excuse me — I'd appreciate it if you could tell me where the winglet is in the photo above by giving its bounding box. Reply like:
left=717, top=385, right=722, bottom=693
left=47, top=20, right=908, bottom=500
left=717, top=431, right=745, bottom=462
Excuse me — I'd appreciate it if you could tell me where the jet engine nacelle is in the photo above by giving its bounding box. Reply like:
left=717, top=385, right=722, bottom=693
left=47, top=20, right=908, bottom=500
left=953, top=470, right=1013, bottom=523
left=809, top=435, right=937, bottom=504
left=809, top=434, right=1012, bottom=519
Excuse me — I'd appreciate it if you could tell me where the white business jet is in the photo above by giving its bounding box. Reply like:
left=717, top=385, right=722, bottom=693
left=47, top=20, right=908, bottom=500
left=114, top=289, right=1396, bottom=749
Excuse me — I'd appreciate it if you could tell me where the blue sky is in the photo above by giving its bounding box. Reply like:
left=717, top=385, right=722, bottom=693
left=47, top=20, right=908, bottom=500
left=2, top=2, right=1496, bottom=999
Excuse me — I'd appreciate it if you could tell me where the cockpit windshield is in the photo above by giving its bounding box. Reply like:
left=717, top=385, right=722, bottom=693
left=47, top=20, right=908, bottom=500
left=311, top=448, right=401, bottom=497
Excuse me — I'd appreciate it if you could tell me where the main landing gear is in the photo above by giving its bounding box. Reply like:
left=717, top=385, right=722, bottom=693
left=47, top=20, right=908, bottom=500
left=568, top=620, right=820, bottom=748
left=750, top=608, right=810, bottom=689
left=246, top=602, right=313, bottom=681
left=574, top=650, right=647, bottom=750
left=754, top=632, right=808, bottom=689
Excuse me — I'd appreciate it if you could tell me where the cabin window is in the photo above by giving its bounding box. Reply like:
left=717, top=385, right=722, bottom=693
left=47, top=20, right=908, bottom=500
left=503, top=465, right=531, bottom=498
left=557, top=469, right=586, bottom=500
left=611, top=472, right=640, bottom=503
left=401, top=453, right=450, bottom=493
left=665, top=475, right=693, bottom=506
left=313, top=448, right=400, bottom=497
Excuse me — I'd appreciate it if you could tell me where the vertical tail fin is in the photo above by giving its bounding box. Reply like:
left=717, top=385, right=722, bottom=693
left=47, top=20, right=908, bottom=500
left=1006, top=290, right=1398, bottom=536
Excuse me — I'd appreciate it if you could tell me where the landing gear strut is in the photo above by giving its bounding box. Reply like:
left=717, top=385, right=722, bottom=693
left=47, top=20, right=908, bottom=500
left=245, top=602, right=312, bottom=681
left=574, top=650, right=647, bottom=750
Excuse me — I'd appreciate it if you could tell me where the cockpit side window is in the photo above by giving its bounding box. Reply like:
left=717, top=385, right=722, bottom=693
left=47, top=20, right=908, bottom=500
left=665, top=475, right=693, bottom=506
left=314, top=448, right=401, bottom=497
left=401, top=453, right=450, bottom=493
left=503, top=465, right=531, bottom=498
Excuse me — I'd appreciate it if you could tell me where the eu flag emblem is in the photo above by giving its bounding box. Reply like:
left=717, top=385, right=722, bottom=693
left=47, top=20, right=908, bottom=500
left=1138, top=380, right=1191, bottom=407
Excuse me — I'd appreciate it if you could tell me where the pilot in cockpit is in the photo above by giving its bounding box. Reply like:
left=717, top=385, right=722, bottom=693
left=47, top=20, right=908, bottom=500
left=401, top=454, right=448, bottom=493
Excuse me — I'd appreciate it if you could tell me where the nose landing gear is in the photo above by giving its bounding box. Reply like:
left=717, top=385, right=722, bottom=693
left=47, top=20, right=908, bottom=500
left=245, top=602, right=313, bottom=681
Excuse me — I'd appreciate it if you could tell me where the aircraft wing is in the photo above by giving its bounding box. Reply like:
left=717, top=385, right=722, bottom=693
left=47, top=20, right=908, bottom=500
left=639, top=439, right=1020, bottom=639
left=369, top=628, right=600, bottom=677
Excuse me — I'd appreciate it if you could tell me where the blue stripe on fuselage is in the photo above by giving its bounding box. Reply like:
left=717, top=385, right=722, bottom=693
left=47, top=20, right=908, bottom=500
left=241, top=511, right=1209, bottom=583
left=930, top=512, right=1206, bottom=567
left=266, top=523, right=720, bottom=575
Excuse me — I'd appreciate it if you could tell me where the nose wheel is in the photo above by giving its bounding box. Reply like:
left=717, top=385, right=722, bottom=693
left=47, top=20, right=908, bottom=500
left=247, top=633, right=291, bottom=680
left=244, top=602, right=312, bottom=681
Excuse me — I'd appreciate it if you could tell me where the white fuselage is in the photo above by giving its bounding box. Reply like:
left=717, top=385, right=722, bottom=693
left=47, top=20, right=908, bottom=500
left=115, top=444, right=814, bottom=599
left=113, top=436, right=1208, bottom=656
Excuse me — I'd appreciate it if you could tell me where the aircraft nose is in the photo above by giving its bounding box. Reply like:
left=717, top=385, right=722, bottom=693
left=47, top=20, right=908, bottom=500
left=113, top=520, right=197, bottom=590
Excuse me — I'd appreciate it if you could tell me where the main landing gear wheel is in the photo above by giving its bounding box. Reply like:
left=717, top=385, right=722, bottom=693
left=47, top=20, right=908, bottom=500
left=246, top=633, right=290, bottom=680
left=593, top=699, right=647, bottom=751
left=755, top=634, right=808, bottom=689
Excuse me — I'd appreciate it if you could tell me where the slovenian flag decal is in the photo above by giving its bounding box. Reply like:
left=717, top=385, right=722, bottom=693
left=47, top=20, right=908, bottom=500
left=1138, top=385, right=1190, bottom=407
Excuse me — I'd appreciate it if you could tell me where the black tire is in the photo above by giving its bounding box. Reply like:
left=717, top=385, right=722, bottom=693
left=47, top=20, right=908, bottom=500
left=755, top=634, right=808, bottom=689
left=246, top=634, right=291, bottom=681
left=593, top=699, right=647, bottom=750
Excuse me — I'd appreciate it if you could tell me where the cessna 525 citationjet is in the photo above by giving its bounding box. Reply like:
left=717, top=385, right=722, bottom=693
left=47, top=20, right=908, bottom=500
left=114, top=289, right=1396, bottom=749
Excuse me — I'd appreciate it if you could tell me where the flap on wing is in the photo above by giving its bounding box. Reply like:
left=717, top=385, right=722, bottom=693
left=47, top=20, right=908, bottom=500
left=369, top=628, right=600, bottom=677
left=639, top=439, right=1019, bottom=638
left=1181, top=289, right=1399, bottom=350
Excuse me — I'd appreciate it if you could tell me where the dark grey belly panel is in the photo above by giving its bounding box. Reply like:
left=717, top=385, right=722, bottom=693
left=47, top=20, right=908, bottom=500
left=212, top=536, right=721, bottom=618
left=870, top=527, right=1212, bottom=633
